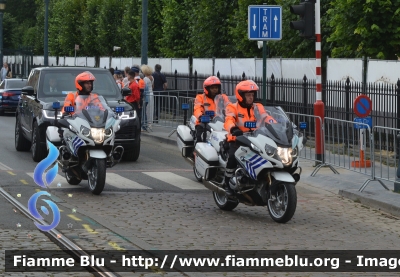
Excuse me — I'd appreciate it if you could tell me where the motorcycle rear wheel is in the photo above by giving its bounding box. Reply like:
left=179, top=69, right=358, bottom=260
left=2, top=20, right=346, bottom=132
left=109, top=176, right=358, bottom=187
left=267, top=182, right=297, bottom=223
left=88, top=159, right=106, bottom=195
left=213, top=191, right=239, bottom=211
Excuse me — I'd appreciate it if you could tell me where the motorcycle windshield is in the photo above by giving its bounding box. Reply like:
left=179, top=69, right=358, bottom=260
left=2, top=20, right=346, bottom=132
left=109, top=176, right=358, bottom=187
left=213, top=94, right=230, bottom=123
left=253, top=106, right=293, bottom=147
left=74, top=94, right=114, bottom=128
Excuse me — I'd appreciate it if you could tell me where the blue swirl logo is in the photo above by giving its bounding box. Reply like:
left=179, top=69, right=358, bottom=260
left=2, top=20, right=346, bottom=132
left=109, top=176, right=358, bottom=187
left=28, top=141, right=61, bottom=232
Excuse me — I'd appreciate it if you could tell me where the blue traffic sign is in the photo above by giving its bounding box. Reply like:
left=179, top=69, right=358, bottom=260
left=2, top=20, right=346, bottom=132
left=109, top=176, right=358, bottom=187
left=354, top=116, right=372, bottom=129
left=248, top=5, right=282, bottom=41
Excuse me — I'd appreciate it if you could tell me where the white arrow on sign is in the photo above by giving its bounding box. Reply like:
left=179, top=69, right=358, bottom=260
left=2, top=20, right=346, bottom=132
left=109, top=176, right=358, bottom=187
left=274, top=15, right=278, bottom=32
left=253, top=14, right=257, bottom=31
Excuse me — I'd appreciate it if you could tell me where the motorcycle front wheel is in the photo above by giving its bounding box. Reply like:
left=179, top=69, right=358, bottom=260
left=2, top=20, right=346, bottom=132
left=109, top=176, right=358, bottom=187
left=267, top=182, right=297, bottom=223
left=88, top=159, right=106, bottom=195
left=213, top=191, right=239, bottom=211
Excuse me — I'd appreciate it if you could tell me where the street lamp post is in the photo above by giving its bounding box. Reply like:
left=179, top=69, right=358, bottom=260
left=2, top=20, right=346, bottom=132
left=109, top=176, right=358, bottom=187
left=0, top=0, right=6, bottom=65
left=141, top=0, right=148, bottom=65
left=44, top=0, right=49, bottom=66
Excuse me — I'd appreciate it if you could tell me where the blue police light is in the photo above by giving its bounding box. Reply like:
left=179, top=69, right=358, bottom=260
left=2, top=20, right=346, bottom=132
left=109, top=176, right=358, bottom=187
left=200, top=115, right=211, bottom=123
left=299, top=122, right=308, bottom=130
left=65, top=106, right=74, bottom=113
left=115, top=106, right=124, bottom=113
left=244, top=121, right=257, bottom=129
left=52, top=102, right=61, bottom=110
left=205, top=110, right=215, bottom=117
left=181, top=103, right=189, bottom=110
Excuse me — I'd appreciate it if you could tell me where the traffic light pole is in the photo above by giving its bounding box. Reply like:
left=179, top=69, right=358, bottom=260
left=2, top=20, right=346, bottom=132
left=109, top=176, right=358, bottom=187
left=313, top=0, right=324, bottom=165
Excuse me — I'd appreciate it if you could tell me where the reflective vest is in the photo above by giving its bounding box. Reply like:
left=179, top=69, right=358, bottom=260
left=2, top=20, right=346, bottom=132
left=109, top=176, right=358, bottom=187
left=224, top=102, right=276, bottom=141
left=62, top=92, right=103, bottom=113
left=194, top=94, right=229, bottom=125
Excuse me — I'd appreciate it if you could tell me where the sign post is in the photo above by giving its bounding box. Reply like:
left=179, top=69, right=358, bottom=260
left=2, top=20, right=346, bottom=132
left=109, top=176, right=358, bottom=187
left=248, top=5, right=282, bottom=105
left=352, top=95, right=372, bottom=168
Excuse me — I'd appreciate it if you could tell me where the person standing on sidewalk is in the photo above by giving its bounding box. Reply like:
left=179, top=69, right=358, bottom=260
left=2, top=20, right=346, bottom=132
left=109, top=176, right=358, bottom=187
left=141, top=64, right=154, bottom=131
left=125, top=70, right=141, bottom=117
left=152, top=64, right=167, bottom=122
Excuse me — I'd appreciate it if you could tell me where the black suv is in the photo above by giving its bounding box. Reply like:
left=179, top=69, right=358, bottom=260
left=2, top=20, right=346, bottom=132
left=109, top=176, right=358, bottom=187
left=15, top=67, right=141, bottom=162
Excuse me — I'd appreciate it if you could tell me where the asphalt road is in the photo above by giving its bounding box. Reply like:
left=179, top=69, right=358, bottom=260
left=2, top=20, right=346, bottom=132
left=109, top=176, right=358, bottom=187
left=1, top=114, right=400, bottom=276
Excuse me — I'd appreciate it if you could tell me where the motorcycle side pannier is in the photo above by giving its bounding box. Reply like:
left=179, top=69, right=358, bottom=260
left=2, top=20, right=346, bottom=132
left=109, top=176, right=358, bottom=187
left=177, top=125, right=194, bottom=157
left=194, top=143, right=219, bottom=180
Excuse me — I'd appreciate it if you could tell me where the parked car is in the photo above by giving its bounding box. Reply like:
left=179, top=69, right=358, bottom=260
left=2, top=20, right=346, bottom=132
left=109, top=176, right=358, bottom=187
left=15, top=67, right=141, bottom=162
left=0, top=78, right=28, bottom=115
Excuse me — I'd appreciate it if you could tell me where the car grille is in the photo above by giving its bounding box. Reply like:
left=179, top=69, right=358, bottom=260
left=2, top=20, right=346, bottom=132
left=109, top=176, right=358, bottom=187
left=116, top=125, right=135, bottom=139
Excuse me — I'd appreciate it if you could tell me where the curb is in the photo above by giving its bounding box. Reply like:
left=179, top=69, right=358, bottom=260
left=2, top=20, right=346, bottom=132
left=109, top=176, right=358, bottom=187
left=141, top=131, right=176, bottom=146
left=339, top=189, right=400, bottom=218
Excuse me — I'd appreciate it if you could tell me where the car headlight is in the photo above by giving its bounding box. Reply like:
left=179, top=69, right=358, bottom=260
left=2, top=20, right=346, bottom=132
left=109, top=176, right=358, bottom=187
left=91, top=128, right=105, bottom=144
left=119, top=110, right=136, bottom=120
left=277, top=147, right=293, bottom=166
left=105, top=127, right=113, bottom=137
left=43, top=110, right=62, bottom=119
left=80, top=126, right=91, bottom=137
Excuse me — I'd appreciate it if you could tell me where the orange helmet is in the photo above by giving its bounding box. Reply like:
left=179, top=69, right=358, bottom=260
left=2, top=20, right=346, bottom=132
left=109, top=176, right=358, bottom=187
left=235, top=80, right=259, bottom=104
left=203, top=76, right=221, bottom=96
left=75, top=71, right=96, bottom=92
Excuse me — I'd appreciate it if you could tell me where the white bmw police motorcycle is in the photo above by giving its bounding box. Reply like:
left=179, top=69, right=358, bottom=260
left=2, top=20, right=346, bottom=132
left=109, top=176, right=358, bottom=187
left=177, top=106, right=305, bottom=223
left=46, top=95, right=124, bottom=195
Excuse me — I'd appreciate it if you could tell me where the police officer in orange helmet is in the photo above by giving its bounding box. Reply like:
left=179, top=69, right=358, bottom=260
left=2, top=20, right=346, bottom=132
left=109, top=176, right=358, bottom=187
left=193, top=76, right=229, bottom=143
left=223, top=80, right=275, bottom=196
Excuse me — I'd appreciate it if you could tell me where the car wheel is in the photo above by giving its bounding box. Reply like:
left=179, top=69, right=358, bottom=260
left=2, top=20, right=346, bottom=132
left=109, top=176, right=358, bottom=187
left=15, top=115, right=31, bottom=151
left=123, top=134, right=140, bottom=162
left=31, top=121, right=47, bottom=162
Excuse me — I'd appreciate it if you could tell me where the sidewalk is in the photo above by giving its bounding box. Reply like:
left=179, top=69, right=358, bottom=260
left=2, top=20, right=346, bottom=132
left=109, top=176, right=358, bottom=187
left=142, top=125, right=400, bottom=218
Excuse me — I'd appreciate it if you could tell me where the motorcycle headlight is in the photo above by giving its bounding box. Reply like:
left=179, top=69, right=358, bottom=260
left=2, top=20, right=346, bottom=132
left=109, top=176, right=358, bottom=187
left=80, top=126, right=91, bottom=137
left=105, top=127, right=113, bottom=137
left=91, top=128, right=105, bottom=144
left=277, top=147, right=293, bottom=166
left=119, top=110, right=136, bottom=120
left=265, top=144, right=277, bottom=157
left=43, top=110, right=62, bottom=119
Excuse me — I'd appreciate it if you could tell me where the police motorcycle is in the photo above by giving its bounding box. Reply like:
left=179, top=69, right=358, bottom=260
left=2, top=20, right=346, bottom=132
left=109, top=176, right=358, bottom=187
left=179, top=105, right=305, bottom=223
left=176, top=94, right=229, bottom=181
left=45, top=95, right=125, bottom=195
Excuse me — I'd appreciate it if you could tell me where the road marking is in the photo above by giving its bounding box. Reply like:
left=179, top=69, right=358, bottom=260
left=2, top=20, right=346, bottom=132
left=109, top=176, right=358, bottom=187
left=7, top=171, right=15, bottom=176
left=20, top=180, right=28, bottom=185
left=67, top=214, right=82, bottom=221
left=82, top=224, right=98, bottom=234
left=26, top=172, right=84, bottom=189
left=108, top=242, right=125, bottom=250
left=106, top=173, right=151, bottom=189
left=0, top=162, right=12, bottom=171
left=142, top=172, right=206, bottom=190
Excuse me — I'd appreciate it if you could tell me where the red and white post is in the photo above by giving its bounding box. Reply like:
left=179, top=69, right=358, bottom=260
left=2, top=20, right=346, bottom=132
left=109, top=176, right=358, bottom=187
left=314, top=0, right=324, bottom=164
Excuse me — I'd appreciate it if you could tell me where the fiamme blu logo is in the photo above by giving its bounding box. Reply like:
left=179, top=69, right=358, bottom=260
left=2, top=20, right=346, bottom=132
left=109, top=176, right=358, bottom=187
left=28, top=141, right=61, bottom=232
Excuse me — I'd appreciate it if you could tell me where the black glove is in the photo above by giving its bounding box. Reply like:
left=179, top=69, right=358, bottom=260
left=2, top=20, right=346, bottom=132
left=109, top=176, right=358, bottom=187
left=230, top=127, right=243, bottom=137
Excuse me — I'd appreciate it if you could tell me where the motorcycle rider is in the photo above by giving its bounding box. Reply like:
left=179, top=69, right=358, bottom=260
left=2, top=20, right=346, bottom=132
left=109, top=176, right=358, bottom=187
left=193, top=76, right=229, bottom=143
left=62, top=71, right=104, bottom=113
left=223, top=80, right=276, bottom=196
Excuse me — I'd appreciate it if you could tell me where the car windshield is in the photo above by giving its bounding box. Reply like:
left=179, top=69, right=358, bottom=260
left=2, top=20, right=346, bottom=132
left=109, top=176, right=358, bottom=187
left=37, top=69, right=121, bottom=102
left=73, top=95, right=114, bottom=128
left=248, top=106, right=294, bottom=147
left=4, top=79, right=27, bottom=89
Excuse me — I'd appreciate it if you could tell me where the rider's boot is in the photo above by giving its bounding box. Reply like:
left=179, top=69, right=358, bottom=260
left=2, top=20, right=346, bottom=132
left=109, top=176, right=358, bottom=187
left=224, top=169, right=235, bottom=197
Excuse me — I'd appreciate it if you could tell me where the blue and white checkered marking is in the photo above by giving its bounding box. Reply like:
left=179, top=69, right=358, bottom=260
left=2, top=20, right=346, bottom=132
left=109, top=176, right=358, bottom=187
left=245, top=155, right=268, bottom=180
left=72, top=136, right=85, bottom=156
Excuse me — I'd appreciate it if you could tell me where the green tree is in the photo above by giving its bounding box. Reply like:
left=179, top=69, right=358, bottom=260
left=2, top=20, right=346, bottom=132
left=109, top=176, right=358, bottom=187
left=327, top=0, right=400, bottom=59
left=119, top=0, right=141, bottom=57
